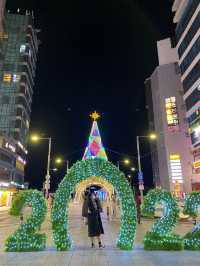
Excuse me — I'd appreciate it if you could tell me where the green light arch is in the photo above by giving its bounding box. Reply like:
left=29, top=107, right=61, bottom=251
left=51, top=158, right=136, bottom=250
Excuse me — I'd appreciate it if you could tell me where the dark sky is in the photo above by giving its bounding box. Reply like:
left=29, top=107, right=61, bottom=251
left=6, top=0, right=175, bottom=191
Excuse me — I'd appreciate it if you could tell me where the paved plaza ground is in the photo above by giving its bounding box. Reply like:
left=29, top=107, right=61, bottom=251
left=0, top=203, right=200, bottom=266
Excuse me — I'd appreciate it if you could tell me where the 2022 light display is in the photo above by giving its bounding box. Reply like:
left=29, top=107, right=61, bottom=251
left=4, top=113, right=200, bottom=252
left=141, top=188, right=183, bottom=250
left=183, top=191, right=200, bottom=250
left=51, top=158, right=137, bottom=251
left=5, top=190, right=47, bottom=252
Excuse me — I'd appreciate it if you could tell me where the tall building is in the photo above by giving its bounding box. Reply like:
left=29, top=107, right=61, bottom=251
left=0, top=0, right=5, bottom=32
left=172, top=0, right=200, bottom=179
left=0, top=10, right=39, bottom=206
left=145, top=38, right=196, bottom=195
left=0, top=11, right=39, bottom=146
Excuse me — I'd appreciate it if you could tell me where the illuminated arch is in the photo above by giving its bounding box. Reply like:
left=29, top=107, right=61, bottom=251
left=74, top=176, right=114, bottom=202
left=51, top=158, right=136, bottom=251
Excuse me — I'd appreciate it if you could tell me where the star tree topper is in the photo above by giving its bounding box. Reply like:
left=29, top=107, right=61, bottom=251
left=90, top=111, right=100, bottom=121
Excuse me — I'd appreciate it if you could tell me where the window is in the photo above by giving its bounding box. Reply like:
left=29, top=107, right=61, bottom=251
left=178, top=12, right=200, bottom=58
left=182, top=59, right=200, bottom=93
left=185, top=84, right=200, bottom=111
left=13, top=74, right=20, bottom=82
left=1, top=96, right=10, bottom=104
left=20, top=44, right=26, bottom=53
left=180, top=36, right=200, bottom=75
left=3, top=73, right=12, bottom=83
left=176, top=0, right=199, bottom=41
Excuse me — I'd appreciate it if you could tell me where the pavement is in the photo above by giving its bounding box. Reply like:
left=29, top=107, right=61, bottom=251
left=0, top=202, right=200, bottom=266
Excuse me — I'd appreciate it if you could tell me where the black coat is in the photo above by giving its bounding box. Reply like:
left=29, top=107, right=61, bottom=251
left=87, top=197, right=104, bottom=237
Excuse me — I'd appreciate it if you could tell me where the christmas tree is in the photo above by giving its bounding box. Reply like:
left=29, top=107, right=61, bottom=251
left=83, top=111, right=108, bottom=161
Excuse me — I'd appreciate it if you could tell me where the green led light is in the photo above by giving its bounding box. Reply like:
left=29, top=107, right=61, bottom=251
left=5, top=190, right=47, bottom=252
left=51, top=158, right=137, bottom=251
left=183, top=191, right=200, bottom=250
left=141, top=188, right=183, bottom=250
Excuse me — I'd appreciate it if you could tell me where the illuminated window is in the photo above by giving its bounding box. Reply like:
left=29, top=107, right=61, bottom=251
left=26, top=120, right=29, bottom=129
left=13, top=74, right=20, bottom=82
left=3, top=73, right=12, bottom=83
left=20, top=44, right=26, bottom=53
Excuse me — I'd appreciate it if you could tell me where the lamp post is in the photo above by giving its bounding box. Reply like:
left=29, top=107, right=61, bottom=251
left=117, top=158, right=130, bottom=170
left=55, top=157, right=69, bottom=173
left=31, top=135, right=52, bottom=199
left=136, top=133, right=157, bottom=202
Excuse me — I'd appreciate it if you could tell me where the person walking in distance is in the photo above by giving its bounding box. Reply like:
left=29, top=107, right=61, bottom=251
left=82, top=189, right=89, bottom=224
left=111, top=193, right=117, bottom=219
left=87, top=190, right=105, bottom=248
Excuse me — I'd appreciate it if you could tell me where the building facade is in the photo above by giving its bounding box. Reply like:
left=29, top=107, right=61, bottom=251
left=145, top=38, right=196, bottom=195
left=0, top=12, right=39, bottom=146
left=172, top=0, right=200, bottom=186
left=0, top=134, right=27, bottom=206
left=0, top=10, right=39, bottom=205
left=0, top=0, right=5, bottom=32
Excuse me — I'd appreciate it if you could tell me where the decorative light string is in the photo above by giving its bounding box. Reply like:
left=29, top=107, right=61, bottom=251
left=183, top=191, right=200, bottom=250
left=51, top=158, right=137, bottom=251
left=5, top=190, right=47, bottom=252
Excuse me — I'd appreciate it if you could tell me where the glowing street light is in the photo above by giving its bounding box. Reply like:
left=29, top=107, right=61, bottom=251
left=131, top=167, right=136, bottom=172
left=55, top=157, right=69, bottom=173
left=51, top=168, right=58, bottom=172
left=55, top=158, right=62, bottom=164
left=149, top=133, right=157, bottom=140
left=30, top=133, right=52, bottom=199
left=124, top=159, right=130, bottom=165
left=136, top=133, right=157, bottom=202
left=117, top=158, right=131, bottom=169
left=31, top=134, right=40, bottom=142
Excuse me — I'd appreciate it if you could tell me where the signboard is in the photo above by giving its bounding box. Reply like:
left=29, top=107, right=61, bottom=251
left=138, top=171, right=143, bottom=182
left=193, top=160, right=200, bottom=169
left=3, top=141, right=16, bottom=153
left=169, top=153, right=183, bottom=183
left=165, top=97, right=179, bottom=132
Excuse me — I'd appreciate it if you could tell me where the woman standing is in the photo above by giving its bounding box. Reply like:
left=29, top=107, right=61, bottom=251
left=87, top=191, right=104, bottom=248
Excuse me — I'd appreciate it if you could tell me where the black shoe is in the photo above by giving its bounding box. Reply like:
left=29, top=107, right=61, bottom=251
left=91, top=243, right=95, bottom=248
left=99, top=242, right=105, bottom=248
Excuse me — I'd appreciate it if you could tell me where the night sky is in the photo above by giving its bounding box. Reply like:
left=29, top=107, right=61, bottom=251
left=6, top=0, right=175, bottom=192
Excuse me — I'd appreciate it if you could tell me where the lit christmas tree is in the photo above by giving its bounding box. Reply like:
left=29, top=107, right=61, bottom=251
left=83, top=111, right=108, bottom=161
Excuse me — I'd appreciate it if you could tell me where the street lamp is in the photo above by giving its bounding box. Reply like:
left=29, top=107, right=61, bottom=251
left=55, top=157, right=69, bottom=173
left=136, top=133, right=157, bottom=202
left=117, top=158, right=130, bottom=169
left=30, top=134, right=52, bottom=199
left=51, top=168, right=58, bottom=172
left=149, top=133, right=157, bottom=140
left=131, top=167, right=136, bottom=172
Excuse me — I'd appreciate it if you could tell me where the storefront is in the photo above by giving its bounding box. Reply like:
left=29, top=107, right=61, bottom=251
left=0, top=188, right=16, bottom=207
